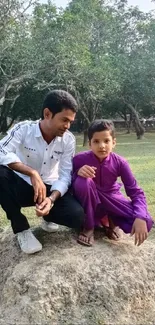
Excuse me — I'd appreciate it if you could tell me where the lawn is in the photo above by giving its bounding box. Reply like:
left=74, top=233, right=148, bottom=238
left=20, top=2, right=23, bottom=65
left=0, top=132, right=155, bottom=229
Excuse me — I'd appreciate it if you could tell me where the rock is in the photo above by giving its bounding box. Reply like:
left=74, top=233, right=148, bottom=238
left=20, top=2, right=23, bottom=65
left=0, top=227, right=155, bottom=325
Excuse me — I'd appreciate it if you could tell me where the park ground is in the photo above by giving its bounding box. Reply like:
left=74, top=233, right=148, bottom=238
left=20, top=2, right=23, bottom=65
left=0, top=132, right=155, bottom=228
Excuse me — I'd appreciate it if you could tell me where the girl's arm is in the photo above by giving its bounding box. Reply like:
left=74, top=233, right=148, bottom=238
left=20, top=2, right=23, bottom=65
left=72, top=155, right=81, bottom=182
left=120, top=158, right=148, bottom=221
left=72, top=154, right=96, bottom=181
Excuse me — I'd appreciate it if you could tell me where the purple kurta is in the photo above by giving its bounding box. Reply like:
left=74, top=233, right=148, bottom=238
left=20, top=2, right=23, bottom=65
left=72, top=151, right=153, bottom=233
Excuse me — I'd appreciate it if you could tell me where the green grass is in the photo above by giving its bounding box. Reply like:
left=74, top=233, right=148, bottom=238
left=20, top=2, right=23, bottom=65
left=0, top=132, right=155, bottom=229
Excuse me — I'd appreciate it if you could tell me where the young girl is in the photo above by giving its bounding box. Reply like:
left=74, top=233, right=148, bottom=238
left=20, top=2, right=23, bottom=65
left=72, top=119, right=154, bottom=246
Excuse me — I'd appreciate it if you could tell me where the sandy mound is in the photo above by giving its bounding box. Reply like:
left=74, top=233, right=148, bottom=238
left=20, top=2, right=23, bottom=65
left=0, top=226, right=155, bottom=325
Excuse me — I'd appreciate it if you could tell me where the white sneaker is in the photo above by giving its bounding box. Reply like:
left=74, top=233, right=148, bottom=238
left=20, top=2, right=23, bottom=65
left=41, top=220, right=59, bottom=232
left=17, top=229, right=42, bottom=254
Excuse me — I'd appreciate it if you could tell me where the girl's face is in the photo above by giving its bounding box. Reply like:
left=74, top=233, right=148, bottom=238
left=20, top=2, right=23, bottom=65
left=89, top=130, right=116, bottom=161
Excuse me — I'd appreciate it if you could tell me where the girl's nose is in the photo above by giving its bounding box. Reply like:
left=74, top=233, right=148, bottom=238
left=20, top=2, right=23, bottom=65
left=99, top=143, right=105, bottom=149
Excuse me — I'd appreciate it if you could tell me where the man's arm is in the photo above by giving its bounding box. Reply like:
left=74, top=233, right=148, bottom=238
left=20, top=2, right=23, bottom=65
left=0, top=123, right=46, bottom=204
left=51, top=135, right=76, bottom=197
left=35, top=135, right=75, bottom=217
left=8, top=162, right=36, bottom=176
left=0, top=123, right=23, bottom=165
left=8, top=162, right=46, bottom=204
left=48, top=190, right=61, bottom=203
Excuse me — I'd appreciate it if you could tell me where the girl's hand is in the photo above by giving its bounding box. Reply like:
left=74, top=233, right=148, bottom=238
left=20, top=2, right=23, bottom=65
left=130, top=218, right=148, bottom=246
left=77, top=165, right=97, bottom=178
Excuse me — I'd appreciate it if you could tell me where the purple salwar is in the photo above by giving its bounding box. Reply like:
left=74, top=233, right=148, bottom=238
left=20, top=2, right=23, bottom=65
left=72, top=151, right=154, bottom=233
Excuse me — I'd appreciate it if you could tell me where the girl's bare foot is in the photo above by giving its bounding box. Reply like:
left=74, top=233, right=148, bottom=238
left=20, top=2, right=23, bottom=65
left=101, top=217, right=122, bottom=240
left=105, top=226, right=122, bottom=240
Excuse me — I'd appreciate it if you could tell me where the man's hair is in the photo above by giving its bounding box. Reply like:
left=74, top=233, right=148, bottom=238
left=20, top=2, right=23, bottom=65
left=88, top=119, right=115, bottom=140
left=41, top=90, right=78, bottom=119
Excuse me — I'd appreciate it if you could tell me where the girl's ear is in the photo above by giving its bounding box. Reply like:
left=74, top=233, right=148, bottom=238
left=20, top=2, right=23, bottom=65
left=113, top=137, right=116, bottom=148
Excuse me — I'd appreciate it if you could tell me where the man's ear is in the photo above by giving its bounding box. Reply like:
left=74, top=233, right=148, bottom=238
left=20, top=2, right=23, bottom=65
left=43, top=108, right=53, bottom=119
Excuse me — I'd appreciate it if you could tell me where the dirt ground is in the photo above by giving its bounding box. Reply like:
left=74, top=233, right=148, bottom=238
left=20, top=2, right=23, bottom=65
left=0, top=226, right=155, bottom=325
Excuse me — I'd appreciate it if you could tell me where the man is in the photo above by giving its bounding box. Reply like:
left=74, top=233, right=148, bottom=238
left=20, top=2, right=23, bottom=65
left=0, top=90, right=85, bottom=254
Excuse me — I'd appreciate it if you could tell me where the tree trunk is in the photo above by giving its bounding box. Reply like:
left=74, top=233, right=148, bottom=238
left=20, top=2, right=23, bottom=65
left=0, top=116, right=8, bottom=134
left=83, top=129, right=88, bottom=146
left=125, top=114, right=132, bottom=134
left=126, top=104, right=144, bottom=139
left=0, top=99, right=17, bottom=133
left=133, top=119, right=144, bottom=139
left=82, top=119, right=90, bottom=147
left=125, top=120, right=131, bottom=134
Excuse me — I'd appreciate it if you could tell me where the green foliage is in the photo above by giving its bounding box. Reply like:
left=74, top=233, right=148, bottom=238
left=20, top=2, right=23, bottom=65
left=1, top=0, right=155, bottom=134
left=0, top=0, right=38, bottom=131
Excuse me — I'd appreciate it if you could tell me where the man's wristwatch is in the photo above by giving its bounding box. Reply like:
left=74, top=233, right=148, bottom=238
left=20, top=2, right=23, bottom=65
left=48, top=195, right=55, bottom=206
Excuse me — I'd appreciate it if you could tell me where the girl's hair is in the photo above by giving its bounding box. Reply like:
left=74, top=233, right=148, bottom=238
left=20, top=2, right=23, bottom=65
left=88, top=119, right=115, bottom=140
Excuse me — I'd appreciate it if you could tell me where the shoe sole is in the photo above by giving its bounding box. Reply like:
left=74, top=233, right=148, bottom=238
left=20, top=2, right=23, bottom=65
left=41, top=225, right=59, bottom=233
left=21, top=246, right=42, bottom=254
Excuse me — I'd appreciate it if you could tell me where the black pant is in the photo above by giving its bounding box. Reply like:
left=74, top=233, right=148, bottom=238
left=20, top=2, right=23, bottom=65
left=0, top=165, right=85, bottom=234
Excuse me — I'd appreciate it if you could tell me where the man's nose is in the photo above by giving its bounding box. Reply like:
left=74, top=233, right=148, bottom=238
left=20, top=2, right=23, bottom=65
left=64, top=122, right=70, bottom=129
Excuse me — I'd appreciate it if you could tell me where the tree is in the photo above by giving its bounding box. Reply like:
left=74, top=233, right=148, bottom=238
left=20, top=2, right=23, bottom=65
left=61, top=0, right=155, bottom=140
left=105, top=2, right=155, bottom=138
left=0, top=0, right=37, bottom=132
left=2, top=0, right=155, bottom=140
left=57, top=0, right=120, bottom=144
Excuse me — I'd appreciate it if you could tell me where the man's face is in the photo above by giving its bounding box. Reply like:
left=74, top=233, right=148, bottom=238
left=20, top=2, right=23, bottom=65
left=46, top=108, right=76, bottom=136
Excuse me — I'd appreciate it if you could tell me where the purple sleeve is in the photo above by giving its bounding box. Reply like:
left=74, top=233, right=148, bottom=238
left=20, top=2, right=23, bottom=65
left=119, top=158, right=148, bottom=221
left=72, top=155, right=81, bottom=182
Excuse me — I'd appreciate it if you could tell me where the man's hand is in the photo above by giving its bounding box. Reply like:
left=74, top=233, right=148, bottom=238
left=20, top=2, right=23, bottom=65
left=130, top=218, right=148, bottom=246
left=30, top=171, right=46, bottom=204
left=77, top=165, right=96, bottom=178
left=8, top=162, right=46, bottom=204
left=35, top=197, right=53, bottom=217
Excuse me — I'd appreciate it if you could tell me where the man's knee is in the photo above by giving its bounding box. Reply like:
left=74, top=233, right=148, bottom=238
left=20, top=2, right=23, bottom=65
left=73, top=203, right=85, bottom=227
left=0, top=165, right=13, bottom=179
left=66, top=195, right=85, bottom=228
